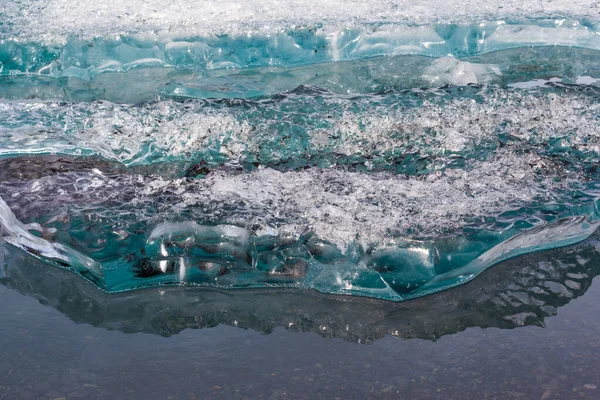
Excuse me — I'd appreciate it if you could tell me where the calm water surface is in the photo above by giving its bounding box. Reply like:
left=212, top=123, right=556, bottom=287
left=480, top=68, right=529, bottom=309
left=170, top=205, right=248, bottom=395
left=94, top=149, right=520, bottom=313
left=2, top=239, right=600, bottom=400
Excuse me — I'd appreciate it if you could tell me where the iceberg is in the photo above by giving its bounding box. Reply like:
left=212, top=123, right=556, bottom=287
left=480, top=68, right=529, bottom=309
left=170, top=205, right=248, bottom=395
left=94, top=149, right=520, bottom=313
left=2, top=0, right=600, bottom=300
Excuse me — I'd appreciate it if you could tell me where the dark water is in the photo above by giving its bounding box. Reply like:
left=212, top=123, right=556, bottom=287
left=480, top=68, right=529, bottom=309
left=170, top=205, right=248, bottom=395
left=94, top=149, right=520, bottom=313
left=2, top=236, right=600, bottom=400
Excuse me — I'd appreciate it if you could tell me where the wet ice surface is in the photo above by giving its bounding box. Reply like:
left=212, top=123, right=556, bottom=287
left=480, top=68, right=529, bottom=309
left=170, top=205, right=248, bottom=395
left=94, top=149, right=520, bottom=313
left=3, top=0, right=600, bottom=298
left=2, top=238, right=600, bottom=399
left=2, top=84, right=600, bottom=299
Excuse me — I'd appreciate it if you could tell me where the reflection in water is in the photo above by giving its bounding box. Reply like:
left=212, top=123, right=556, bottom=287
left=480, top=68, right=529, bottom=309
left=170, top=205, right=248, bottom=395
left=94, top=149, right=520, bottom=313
left=1, top=234, right=600, bottom=343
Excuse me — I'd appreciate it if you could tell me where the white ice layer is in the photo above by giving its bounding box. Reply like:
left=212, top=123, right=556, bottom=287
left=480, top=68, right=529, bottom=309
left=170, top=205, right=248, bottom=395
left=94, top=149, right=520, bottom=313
left=2, top=0, right=600, bottom=41
left=151, top=152, right=569, bottom=250
left=0, top=149, right=570, bottom=252
left=1, top=91, right=599, bottom=165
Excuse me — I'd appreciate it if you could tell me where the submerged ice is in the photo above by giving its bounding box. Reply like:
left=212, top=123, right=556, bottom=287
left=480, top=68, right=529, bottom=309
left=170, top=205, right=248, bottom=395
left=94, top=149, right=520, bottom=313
left=1, top=0, right=600, bottom=300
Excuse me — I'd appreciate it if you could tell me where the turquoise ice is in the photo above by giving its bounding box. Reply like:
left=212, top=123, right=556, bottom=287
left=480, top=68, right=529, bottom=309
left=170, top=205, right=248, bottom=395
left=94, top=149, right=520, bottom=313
left=1, top=0, right=600, bottom=300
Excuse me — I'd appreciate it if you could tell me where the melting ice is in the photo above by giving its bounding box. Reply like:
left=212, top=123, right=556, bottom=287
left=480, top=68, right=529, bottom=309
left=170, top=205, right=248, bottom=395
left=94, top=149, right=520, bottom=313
left=1, top=0, right=600, bottom=300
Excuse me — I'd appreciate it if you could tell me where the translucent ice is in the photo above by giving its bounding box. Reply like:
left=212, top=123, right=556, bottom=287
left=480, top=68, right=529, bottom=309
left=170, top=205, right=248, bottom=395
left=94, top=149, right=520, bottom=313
left=2, top=0, right=600, bottom=300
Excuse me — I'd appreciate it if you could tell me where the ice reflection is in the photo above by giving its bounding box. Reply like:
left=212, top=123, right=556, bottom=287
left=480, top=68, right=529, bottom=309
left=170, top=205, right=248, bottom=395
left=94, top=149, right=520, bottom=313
left=2, top=232, right=599, bottom=343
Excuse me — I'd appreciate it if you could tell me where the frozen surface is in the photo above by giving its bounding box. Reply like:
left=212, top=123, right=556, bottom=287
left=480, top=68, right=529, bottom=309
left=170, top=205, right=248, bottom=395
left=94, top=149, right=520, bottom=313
left=3, top=0, right=600, bottom=40
left=1, top=0, right=600, bottom=299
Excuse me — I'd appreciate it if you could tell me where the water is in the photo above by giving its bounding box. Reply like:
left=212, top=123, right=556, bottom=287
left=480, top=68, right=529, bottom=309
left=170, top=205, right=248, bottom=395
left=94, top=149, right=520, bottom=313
left=2, top=236, right=600, bottom=399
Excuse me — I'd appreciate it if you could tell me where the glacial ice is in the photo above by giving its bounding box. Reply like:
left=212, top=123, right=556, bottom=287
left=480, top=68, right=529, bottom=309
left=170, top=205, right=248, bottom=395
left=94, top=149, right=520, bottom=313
left=1, top=0, right=600, bottom=300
